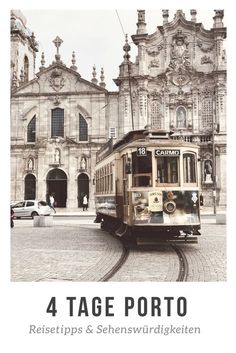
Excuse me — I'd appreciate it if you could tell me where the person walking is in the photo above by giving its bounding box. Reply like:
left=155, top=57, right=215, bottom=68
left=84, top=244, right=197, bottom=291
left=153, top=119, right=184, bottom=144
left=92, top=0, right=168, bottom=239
left=82, top=194, right=88, bottom=211
left=49, top=193, right=56, bottom=213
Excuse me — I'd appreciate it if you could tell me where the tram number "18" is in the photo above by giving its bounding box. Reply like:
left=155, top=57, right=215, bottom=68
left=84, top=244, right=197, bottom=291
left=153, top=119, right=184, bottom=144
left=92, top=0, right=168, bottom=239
left=137, top=147, right=147, bottom=156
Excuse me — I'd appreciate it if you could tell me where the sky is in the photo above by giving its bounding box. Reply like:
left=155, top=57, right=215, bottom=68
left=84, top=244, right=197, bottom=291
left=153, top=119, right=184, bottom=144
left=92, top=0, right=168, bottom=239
left=22, top=9, right=218, bottom=91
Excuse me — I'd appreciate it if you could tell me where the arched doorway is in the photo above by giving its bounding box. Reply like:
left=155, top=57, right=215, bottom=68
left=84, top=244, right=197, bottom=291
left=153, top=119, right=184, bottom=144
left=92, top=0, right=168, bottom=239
left=46, top=169, right=67, bottom=207
left=24, top=174, right=36, bottom=199
left=78, top=173, right=89, bottom=207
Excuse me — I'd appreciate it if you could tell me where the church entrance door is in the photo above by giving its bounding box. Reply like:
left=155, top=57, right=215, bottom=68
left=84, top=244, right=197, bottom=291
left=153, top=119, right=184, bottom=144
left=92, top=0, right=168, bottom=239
left=46, top=169, right=67, bottom=207
left=78, top=173, right=89, bottom=207
left=24, top=174, right=36, bottom=200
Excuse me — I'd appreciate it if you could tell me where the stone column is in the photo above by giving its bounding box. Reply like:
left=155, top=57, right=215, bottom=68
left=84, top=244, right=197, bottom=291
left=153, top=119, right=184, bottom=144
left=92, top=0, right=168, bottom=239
left=138, top=42, right=147, bottom=76
left=37, top=148, right=47, bottom=200
left=216, top=146, right=226, bottom=208
left=66, top=147, right=77, bottom=208
left=138, top=83, right=148, bottom=129
left=163, top=89, right=170, bottom=130
left=215, top=83, right=226, bottom=133
left=192, top=88, right=199, bottom=133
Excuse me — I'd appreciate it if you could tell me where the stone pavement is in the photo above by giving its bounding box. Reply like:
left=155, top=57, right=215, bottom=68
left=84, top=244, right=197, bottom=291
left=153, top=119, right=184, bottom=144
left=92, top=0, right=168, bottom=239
left=11, top=219, right=226, bottom=282
left=111, top=224, right=226, bottom=282
left=11, top=221, right=123, bottom=282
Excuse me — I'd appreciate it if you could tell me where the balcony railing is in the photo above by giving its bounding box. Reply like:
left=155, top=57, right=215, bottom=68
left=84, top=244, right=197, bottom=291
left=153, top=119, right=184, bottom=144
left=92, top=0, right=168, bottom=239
left=171, top=134, right=212, bottom=144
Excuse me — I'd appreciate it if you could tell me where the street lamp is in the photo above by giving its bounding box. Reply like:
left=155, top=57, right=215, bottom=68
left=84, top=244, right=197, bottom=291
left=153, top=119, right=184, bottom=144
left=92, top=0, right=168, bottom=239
left=212, top=131, right=216, bottom=215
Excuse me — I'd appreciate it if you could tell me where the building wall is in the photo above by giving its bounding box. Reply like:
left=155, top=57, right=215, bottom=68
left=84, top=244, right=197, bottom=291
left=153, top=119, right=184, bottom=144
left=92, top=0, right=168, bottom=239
left=11, top=60, right=119, bottom=208
left=10, top=9, right=227, bottom=209
left=115, top=9, right=227, bottom=208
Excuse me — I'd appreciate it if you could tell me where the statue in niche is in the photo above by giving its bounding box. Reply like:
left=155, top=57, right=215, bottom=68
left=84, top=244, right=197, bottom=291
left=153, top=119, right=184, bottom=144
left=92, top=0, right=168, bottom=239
left=28, top=158, right=33, bottom=170
left=176, top=107, right=186, bottom=128
left=204, top=160, right=213, bottom=183
left=80, top=157, right=86, bottom=170
left=54, top=149, right=60, bottom=164
left=138, top=10, right=145, bottom=22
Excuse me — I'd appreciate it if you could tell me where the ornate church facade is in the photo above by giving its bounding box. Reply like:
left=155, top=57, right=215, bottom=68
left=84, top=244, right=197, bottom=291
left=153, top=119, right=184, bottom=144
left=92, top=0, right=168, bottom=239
left=115, top=9, right=227, bottom=208
left=11, top=9, right=226, bottom=209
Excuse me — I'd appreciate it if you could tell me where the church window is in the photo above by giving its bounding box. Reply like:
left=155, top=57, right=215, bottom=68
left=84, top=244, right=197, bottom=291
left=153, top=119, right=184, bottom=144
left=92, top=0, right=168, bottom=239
left=79, top=114, right=88, bottom=141
left=24, top=56, right=29, bottom=82
left=27, top=116, right=36, bottom=142
left=151, top=101, right=162, bottom=129
left=51, top=108, right=64, bottom=137
left=201, top=97, right=213, bottom=130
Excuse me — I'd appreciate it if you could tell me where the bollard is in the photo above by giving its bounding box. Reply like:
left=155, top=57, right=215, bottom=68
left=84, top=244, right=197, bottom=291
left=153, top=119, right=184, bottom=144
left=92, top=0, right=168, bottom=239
left=216, top=213, right=226, bottom=225
left=33, top=215, right=53, bottom=227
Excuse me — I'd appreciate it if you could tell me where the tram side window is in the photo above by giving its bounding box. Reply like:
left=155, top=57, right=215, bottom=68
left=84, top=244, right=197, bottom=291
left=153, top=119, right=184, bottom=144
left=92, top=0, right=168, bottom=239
left=156, top=157, right=179, bottom=184
left=132, top=151, right=152, bottom=187
left=183, top=153, right=196, bottom=183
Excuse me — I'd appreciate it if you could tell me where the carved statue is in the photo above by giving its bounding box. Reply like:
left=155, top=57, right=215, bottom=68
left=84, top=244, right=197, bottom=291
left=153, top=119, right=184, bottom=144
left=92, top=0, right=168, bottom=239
left=28, top=158, right=33, bottom=170
left=54, top=149, right=60, bottom=164
left=80, top=157, right=86, bottom=170
left=138, top=10, right=145, bottom=22
left=176, top=107, right=186, bottom=128
left=204, top=160, right=213, bottom=183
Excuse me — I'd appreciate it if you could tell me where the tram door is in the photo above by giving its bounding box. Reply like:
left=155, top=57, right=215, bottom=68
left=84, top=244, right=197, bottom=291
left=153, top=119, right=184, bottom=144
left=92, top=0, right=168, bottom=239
left=122, top=156, right=129, bottom=222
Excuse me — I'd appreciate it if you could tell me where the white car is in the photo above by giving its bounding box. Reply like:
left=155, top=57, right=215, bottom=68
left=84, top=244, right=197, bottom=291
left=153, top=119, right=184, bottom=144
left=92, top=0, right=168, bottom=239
left=12, top=200, right=52, bottom=219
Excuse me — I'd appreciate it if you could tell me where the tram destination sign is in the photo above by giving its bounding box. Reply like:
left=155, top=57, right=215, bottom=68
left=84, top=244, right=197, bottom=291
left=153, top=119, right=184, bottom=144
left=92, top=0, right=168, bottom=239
left=155, top=149, right=180, bottom=156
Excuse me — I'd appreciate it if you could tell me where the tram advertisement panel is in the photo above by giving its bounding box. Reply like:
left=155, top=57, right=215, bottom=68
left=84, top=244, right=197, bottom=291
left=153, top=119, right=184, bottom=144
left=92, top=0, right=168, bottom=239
left=95, top=196, right=116, bottom=216
left=132, top=190, right=199, bottom=225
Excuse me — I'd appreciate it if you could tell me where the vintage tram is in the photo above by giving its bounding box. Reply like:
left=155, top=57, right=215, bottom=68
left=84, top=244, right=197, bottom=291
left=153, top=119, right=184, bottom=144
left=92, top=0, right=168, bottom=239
left=94, top=129, right=201, bottom=244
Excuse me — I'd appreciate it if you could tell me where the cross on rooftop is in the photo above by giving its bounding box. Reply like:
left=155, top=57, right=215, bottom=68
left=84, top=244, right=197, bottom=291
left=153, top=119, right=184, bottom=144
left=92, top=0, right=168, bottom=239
left=53, top=36, right=63, bottom=54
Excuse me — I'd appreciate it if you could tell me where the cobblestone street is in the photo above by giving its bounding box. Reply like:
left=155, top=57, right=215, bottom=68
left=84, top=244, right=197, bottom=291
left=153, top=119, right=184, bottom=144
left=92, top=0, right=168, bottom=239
left=11, top=218, right=226, bottom=282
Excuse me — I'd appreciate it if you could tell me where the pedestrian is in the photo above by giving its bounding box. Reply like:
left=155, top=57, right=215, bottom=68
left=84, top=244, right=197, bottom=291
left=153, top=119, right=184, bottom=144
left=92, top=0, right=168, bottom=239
left=49, top=193, right=56, bottom=213
left=82, top=194, right=88, bottom=211
left=200, top=193, right=204, bottom=207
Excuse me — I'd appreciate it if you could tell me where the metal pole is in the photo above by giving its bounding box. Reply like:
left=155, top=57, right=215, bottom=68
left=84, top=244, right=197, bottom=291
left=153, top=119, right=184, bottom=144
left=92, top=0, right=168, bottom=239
left=212, top=96, right=217, bottom=215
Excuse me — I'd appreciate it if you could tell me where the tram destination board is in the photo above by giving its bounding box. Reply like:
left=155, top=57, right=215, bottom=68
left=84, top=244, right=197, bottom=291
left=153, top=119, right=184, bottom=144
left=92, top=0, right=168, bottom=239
left=155, top=149, right=180, bottom=156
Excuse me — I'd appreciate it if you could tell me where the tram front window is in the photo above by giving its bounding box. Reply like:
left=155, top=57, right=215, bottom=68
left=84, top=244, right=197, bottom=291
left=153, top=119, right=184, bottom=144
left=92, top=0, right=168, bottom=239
left=183, top=153, right=196, bottom=183
left=156, top=157, right=179, bottom=184
left=132, top=151, right=152, bottom=187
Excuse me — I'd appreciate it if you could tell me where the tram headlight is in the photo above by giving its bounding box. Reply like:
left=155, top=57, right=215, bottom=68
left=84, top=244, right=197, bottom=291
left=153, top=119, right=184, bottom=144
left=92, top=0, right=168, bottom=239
left=163, top=200, right=176, bottom=214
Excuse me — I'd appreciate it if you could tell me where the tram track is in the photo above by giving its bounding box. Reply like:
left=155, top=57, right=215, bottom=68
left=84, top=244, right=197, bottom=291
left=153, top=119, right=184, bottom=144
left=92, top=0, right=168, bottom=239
left=171, top=244, right=189, bottom=281
left=99, top=236, right=188, bottom=282
left=99, top=245, right=130, bottom=282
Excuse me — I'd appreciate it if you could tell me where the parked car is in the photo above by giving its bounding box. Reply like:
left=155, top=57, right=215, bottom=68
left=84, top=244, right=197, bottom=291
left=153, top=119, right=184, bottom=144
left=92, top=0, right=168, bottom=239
left=12, top=200, right=52, bottom=219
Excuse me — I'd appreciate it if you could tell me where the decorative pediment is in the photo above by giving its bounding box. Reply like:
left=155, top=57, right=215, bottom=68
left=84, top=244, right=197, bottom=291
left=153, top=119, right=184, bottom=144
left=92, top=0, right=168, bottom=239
left=12, top=63, right=107, bottom=96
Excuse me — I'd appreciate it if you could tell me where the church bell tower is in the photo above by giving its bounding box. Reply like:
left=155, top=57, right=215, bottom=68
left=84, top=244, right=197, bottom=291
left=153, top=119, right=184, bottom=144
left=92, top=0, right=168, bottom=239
left=10, top=10, right=39, bottom=89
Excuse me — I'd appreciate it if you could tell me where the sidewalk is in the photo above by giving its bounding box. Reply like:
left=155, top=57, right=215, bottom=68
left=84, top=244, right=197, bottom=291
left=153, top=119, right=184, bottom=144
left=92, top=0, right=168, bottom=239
left=53, top=208, right=96, bottom=217
left=53, top=207, right=226, bottom=224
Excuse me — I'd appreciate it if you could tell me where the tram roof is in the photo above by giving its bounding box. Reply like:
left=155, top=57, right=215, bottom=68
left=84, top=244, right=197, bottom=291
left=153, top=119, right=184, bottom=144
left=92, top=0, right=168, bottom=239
left=113, top=129, right=199, bottom=151
left=96, top=129, right=199, bottom=163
